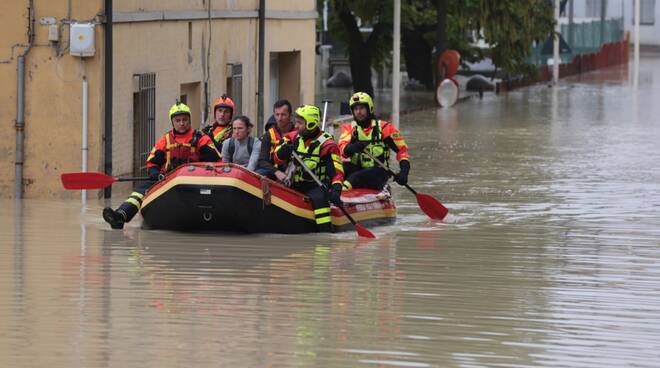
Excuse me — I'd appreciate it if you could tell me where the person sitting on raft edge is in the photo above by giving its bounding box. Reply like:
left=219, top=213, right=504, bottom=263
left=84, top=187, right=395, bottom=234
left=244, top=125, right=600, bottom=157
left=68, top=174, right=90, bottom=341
left=221, top=115, right=261, bottom=171
left=338, top=91, right=411, bottom=191
left=203, top=94, right=235, bottom=157
left=273, top=104, right=344, bottom=233
left=256, top=99, right=296, bottom=181
left=102, top=102, right=220, bottom=230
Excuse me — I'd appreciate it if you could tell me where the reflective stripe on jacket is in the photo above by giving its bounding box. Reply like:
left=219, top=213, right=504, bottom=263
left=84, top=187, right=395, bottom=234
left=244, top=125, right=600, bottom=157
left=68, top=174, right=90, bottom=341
left=147, top=129, right=215, bottom=173
left=274, top=131, right=344, bottom=185
left=338, top=119, right=410, bottom=169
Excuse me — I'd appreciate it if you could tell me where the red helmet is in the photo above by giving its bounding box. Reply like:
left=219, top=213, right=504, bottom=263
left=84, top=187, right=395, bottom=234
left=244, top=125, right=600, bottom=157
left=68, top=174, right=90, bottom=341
left=213, top=94, right=235, bottom=114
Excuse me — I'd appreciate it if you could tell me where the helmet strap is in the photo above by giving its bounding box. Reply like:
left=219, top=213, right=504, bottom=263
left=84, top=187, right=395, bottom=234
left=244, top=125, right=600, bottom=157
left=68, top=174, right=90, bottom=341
left=302, top=127, right=319, bottom=139
left=172, top=124, right=190, bottom=135
left=353, top=112, right=372, bottom=128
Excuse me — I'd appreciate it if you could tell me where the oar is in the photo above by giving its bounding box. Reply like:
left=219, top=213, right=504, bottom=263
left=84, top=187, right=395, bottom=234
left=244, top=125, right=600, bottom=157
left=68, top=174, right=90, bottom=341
left=361, top=151, right=448, bottom=220
left=320, top=100, right=332, bottom=130
left=291, top=152, right=375, bottom=238
left=61, top=172, right=151, bottom=190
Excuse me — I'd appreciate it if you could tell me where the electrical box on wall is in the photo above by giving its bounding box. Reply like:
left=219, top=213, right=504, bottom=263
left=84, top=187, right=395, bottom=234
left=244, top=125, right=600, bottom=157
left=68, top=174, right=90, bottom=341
left=70, top=23, right=95, bottom=57
left=48, top=24, right=59, bottom=42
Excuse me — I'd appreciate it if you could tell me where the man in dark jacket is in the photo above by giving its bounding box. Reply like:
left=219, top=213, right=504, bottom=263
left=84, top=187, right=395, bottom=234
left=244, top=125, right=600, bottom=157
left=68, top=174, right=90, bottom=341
left=256, top=99, right=296, bottom=181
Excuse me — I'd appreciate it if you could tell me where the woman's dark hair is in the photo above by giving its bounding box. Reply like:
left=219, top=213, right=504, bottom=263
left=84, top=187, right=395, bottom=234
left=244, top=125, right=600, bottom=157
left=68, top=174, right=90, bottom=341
left=232, top=115, right=253, bottom=128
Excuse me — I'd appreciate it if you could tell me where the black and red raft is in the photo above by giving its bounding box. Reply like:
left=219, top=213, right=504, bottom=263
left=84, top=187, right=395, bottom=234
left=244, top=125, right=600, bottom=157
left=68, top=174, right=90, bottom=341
left=139, top=163, right=396, bottom=233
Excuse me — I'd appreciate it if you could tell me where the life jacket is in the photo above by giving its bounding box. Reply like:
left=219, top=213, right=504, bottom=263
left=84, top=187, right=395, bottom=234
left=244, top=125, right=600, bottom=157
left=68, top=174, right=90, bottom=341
left=293, top=132, right=332, bottom=184
left=267, top=126, right=287, bottom=170
left=203, top=124, right=231, bottom=156
left=350, top=119, right=390, bottom=169
left=225, top=136, right=254, bottom=162
left=162, top=129, right=202, bottom=173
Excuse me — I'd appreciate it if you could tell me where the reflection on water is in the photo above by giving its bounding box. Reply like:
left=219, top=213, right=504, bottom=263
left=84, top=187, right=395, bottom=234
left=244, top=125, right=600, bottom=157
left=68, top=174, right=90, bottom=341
left=2, top=58, right=660, bottom=367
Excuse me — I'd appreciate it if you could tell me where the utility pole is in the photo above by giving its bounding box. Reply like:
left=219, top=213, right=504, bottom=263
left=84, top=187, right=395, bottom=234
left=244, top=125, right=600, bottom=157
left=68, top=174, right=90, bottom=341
left=600, top=0, right=607, bottom=44
left=634, top=0, right=640, bottom=89
left=553, top=0, right=560, bottom=84
left=392, top=0, right=400, bottom=128
left=568, top=0, right=574, bottom=48
left=257, top=0, right=265, bottom=132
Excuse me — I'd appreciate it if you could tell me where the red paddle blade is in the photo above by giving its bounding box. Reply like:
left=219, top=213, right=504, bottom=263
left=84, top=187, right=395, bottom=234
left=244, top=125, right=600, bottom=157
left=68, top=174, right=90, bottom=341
left=416, top=193, right=449, bottom=220
left=61, top=172, right=117, bottom=190
left=355, top=224, right=376, bottom=239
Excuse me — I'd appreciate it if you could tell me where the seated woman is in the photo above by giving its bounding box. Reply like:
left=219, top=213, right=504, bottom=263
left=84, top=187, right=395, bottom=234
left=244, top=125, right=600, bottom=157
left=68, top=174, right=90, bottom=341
left=221, top=115, right=261, bottom=171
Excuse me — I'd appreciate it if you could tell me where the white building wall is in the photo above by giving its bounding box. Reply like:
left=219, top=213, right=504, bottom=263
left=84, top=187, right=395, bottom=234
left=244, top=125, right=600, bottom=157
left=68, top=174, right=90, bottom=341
left=624, top=0, right=660, bottom=46
left=570, top=0, right=659, bottom=46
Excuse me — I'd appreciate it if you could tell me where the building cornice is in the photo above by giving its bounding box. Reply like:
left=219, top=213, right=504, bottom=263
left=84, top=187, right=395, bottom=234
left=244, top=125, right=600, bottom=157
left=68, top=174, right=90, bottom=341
left=112, top=9, right=317, bottom=23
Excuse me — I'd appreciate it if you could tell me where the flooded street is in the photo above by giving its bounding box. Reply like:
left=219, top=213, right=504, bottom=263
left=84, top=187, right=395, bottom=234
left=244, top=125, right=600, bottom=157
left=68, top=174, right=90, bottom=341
left=2, top=55, right=660, bottom=367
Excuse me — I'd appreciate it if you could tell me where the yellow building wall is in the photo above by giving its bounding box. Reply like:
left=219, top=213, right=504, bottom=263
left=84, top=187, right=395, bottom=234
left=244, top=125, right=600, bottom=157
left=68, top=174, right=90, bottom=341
left=111, top=1, right=316, bottom=181
left=269, top=0, right=315, bottom=11
left=264, top=19, right=317, bottom=108
left=0, top=1, right=104, bottom=199
left=0, top=0, right=315, bottom=199
left=0, top=2, right=26, bottom=197
left=111, top=18, right=259, bottom=178
left=116, top=0, right=258, bottom=11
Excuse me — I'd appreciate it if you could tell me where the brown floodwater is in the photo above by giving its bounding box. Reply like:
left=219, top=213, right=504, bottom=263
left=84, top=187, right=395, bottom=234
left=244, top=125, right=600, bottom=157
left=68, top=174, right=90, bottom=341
left=2, top=55, right=660, bottom=367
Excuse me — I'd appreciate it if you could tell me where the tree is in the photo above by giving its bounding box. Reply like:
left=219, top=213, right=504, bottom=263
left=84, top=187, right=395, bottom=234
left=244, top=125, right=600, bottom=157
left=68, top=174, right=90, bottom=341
left=406, top=0, right=555, bottom=84
left=401, top=0, right=437, bottom=89
left=461, top=1, right=556, bottom=77
left=329, top=0, right=392, bottom=96
left=323, top=0, right=555, bottom=94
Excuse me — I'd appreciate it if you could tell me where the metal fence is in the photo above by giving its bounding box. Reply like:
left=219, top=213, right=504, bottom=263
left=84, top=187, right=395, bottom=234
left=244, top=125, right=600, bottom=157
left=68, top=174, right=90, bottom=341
left=530, top=17, right=624, bottom=65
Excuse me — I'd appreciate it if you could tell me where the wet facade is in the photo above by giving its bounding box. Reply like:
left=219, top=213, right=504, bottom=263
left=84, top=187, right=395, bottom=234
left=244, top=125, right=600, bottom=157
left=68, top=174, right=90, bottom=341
left=0, top=0, right=316, bottom=199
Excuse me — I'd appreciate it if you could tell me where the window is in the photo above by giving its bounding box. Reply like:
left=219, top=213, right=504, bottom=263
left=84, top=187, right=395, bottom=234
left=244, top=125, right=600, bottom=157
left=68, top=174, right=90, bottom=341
left=132, top=73, right=156, bottom=179
left=586, top=0, right=602, bottom=18
left=642, top=0, right=656, bottom=25
left=633, top=0, right=656, bottom=25
left=230, top=64, right=242, bottom=115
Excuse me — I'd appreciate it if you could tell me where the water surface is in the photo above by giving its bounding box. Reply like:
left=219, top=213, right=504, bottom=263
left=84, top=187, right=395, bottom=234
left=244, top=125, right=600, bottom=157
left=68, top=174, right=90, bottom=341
left=2, top=56, right=660, bottom=367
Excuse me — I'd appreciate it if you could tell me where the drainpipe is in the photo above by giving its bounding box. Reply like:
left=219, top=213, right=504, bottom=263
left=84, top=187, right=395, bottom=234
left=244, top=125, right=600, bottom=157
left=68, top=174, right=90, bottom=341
left=15, top=0, right=35, bottom=199
left=257, top=0, right=265, bottom=133
left=104, top=0, right=113, bottom=198
left=81, top=76, right=88, bottom=204
left=15, top=56, right=27, bottom=199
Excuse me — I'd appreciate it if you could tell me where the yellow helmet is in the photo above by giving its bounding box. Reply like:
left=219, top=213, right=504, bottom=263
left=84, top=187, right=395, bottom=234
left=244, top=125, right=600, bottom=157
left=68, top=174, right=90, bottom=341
left=294, top=104, right=321, bottom=131
left=169, top=102, right=191, bottom=121
left=349, top=92, right=374, bottom=114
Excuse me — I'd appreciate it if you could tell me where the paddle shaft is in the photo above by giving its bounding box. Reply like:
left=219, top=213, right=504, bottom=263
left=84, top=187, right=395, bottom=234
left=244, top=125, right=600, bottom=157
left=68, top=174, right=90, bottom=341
left=362, top=150, right=419, bottom=195
left=117, top=177, right=151, bottom=182
left=361, top=149, right=448, bottom=220
left=360, top=150, right=399, bottom=179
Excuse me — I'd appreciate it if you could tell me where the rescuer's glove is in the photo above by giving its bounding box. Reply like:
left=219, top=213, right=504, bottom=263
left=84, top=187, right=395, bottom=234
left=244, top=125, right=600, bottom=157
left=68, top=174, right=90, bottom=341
left=277, top=141, right=294, bottom=159
left=393, top=160, right=410, bottom=186
left=344, top=141, right=368, bottom=156
left=148, top=167, right=161, bottom=181
left=329, top=183, right=343, bottom=207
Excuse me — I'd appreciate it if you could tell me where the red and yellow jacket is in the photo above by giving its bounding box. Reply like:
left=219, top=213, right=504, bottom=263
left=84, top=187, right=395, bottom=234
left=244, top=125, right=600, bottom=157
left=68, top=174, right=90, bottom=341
left=203, top=123, right=232, bottom=157
left=338, top=119, right=409, bottom=169
left=146, top=128, right=220, bottom=173
left=274, top=130, right=344, bottom=186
